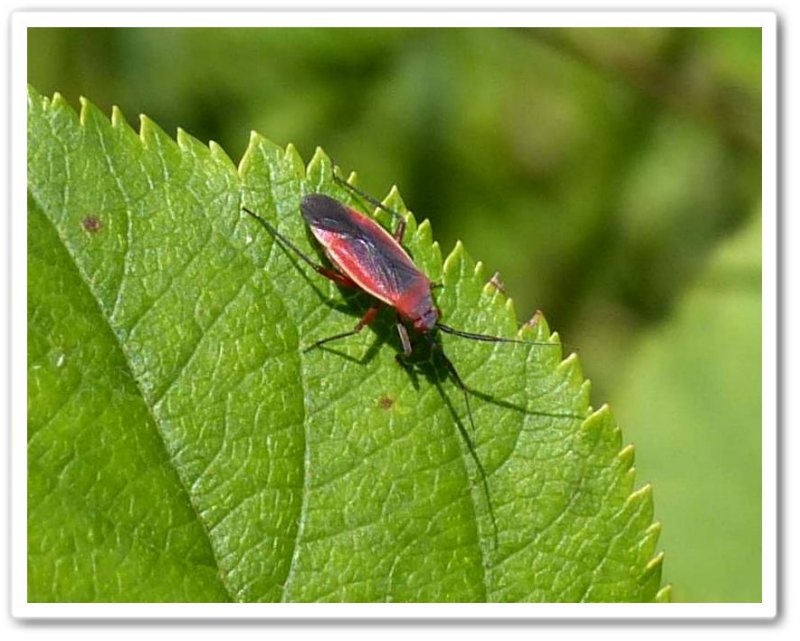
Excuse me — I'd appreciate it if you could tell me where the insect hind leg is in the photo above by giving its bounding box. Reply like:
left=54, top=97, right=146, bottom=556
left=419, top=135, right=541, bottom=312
left=242, top=206, right=356, bottom=288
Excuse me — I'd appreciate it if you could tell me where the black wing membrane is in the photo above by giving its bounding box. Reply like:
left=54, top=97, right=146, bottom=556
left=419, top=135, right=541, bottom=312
left=352, top=236, right=425, bottom=295
left=301, top=194, right=364, bottom=236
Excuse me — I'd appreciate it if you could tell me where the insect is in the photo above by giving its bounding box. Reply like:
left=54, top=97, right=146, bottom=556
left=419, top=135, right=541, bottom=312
left=243, top=169, right=552, bottom=548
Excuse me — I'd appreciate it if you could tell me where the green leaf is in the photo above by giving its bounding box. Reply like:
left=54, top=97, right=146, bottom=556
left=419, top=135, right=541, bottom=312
left=27, top=85, right=664, bottom=603
left=613, top=212, right=761, bottom=602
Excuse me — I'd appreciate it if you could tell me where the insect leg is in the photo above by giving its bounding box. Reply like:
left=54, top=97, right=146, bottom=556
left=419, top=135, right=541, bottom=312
left=396, top=318, right=413, bottom=357
left=303, top=301, right=384, bottom=353
left=243, top=207, right=356, bottom=288
left=394, top=316, right=415, bottom=373
left=331, top=167, right=407, bottom=242
left=392, top=217, right=407, bottom=244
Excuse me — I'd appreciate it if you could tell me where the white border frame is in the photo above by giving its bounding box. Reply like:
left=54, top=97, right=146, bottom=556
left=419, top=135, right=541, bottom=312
left=10, top=10, right=777, bottom=619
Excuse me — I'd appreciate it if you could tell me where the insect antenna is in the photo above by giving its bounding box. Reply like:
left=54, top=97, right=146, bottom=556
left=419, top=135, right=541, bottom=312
left=437, top=322, right=559, bottom=348
left=330, top=161, right=408, bottom=229
left=425, top=333, right=499, bottom=550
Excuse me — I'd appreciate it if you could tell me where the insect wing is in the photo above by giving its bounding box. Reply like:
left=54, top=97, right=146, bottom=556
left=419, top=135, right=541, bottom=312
left=301, top=194, right=428, bottom=305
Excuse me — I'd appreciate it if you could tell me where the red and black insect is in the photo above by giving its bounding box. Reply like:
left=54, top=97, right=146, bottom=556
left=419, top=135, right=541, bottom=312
left=243, top=170, right=549, bottom=547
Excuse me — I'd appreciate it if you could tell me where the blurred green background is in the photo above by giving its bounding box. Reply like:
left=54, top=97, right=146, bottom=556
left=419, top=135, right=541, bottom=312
left=27, top=26, right=763, bottom=602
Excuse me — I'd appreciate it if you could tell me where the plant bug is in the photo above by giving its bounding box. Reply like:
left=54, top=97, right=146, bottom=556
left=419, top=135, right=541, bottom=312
left=243, top=169, right=556, bottom=549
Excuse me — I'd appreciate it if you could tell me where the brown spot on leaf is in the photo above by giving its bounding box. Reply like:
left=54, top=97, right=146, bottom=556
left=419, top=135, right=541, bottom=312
left=82, top=215, right=102, bottom=233
left=378, top=395, right=394, bottom=410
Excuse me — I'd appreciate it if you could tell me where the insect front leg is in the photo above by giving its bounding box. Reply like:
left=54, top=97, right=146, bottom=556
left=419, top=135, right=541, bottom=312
left=396, top=318, right=413, bottom=357
left=394, top=316, right=415, bottom=371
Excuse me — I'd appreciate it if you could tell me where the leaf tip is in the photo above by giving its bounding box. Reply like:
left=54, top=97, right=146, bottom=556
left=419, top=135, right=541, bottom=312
left=138, top=113, right=170, bottom=148
left=416, top=217, right=432, bottom=242
left=655, top=584, right=673, bottom=603
left=383, top=185, right=407, bottom=213
left=646, top=520, right=663, bottom=540
left=617, top=442, right=635, bottom=468
left=484, top=271, right=508, bottom=297
left=519, top=311, right=550, bottom=343
left=175, top=127, right=192, bottom=149
left=110, top=105, right=128, bottom=128
left=503, top=296, right=517, bottom=319
left=576, top=404, right=612, bottom=451
left=344, top=170, right=359, bottom=186
left=557, top=350, right=583, bottom=381
left=625, top=482, right=653, bottom=509
left=239, top=130, right=283, bottom=178
left=645, top=550, right=665, bottom=573
left=307, top=146, right=330, bottom=183
left=442, top=240, right=467, bottom=281
left=209, top=139, right=236, bottom=169
left=77, top=95, right=91, bottom=125
left=640, top=549, right=667, bottom=602
left=239, top=132, right=262, bottom=175
left=284, top=143, right=306, bottom=177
